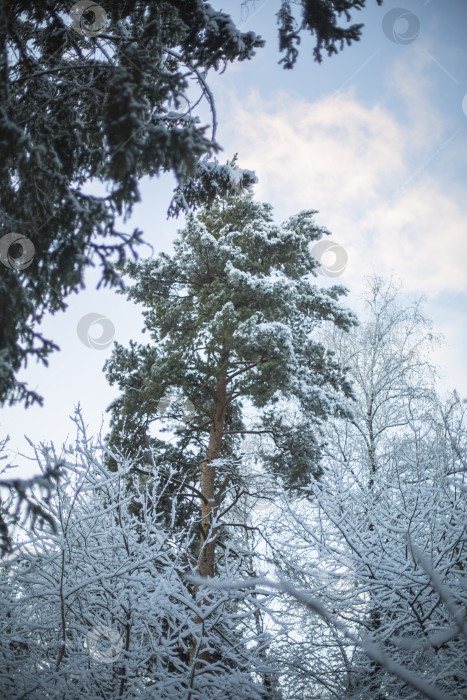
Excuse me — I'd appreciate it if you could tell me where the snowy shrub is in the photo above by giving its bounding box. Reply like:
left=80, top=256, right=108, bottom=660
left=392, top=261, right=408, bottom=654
left=0, top=411, right=272, bottom=699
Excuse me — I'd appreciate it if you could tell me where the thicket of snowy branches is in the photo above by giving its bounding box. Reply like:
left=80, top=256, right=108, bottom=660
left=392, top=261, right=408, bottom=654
left=0, top=412, right=276, bottom=699
left=260, top=393, right=467, bottom=700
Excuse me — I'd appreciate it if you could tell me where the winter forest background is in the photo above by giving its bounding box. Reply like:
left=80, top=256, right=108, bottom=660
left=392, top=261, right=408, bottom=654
left=0, top=1, right=466, bottom=698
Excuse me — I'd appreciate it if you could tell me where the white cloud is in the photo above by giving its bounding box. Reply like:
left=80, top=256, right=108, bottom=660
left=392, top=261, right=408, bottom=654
left=218, top=55, right=466, bottom=299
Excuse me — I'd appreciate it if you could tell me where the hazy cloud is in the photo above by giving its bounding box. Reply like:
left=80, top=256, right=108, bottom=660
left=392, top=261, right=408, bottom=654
left=219, top=51, right=466, bottom=299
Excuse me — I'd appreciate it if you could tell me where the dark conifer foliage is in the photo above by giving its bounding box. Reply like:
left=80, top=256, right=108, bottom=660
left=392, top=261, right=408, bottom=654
left=277, top=0, right=383, bottom=68
left=0, top=0, right=262, bottom=407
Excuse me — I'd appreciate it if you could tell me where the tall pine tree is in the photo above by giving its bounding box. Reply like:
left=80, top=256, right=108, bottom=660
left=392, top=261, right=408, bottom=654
left=104, top=194, right=356, bottom=601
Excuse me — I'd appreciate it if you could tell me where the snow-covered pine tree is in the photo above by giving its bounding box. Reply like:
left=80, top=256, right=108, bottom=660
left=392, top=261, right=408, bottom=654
left=104, top=192, right=356, bottom=664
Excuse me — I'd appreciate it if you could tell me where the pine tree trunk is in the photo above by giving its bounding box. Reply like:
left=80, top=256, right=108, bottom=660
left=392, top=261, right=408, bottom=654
left=190, top=370, right=228, bottom=668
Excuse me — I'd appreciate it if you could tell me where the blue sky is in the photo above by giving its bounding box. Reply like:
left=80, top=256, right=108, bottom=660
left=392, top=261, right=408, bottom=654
left=2, top=0, right=466, bottom=477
